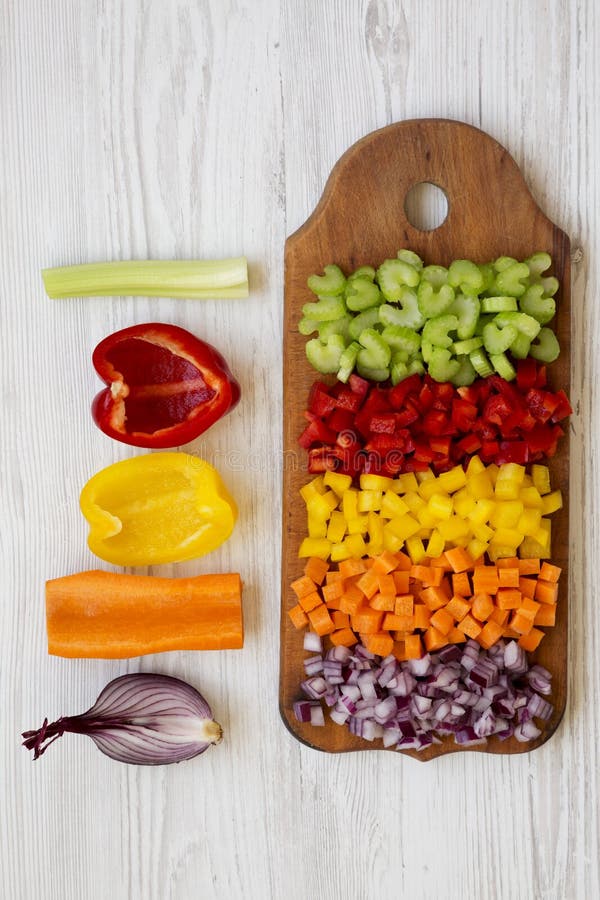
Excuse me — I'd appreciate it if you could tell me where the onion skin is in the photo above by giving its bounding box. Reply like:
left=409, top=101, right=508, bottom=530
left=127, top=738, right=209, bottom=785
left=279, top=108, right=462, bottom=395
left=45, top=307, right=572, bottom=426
left=22, top=673, right=222, bottom=766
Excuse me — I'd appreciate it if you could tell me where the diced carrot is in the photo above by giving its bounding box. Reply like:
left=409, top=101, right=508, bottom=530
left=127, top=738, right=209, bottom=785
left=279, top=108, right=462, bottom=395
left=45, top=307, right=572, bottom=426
left=519, top=597, right=541, bottom=621
left=518, top=627, right=544, bottom=651
left=364, top=632, right=394, bottom=657
left=322, top=581, right=345, bottom=605
left=308, top=604, right=336, bottom=636
left=331, top=627, right=358, bottom=647
left=489, top=607, right=509, bottom=627
left=518, top=577, right=537, bottom=599
left=325, top=571, right=344, bottom=584
left=372, top=550, right=400, bottom=574
left=471, top=592, right=494, bottom=622
left=503, top=627, right=521, bottom=639
left=496, top=556, right=520, bottom=569
left=377, top=573, right=396, bottom=595
left=325, top=594, right=343, bottom=611
left=419, top=586, right=449, bottom=611
left=392, top=641, right=408, bottom=662
left=535, top=580, right=559, bottom=604
left=419, top=566, right=444, bottom=587
left=395, top=595, right=414, bottom=616
left=445, top=595, right=471, bottom=621
left=369, top=592, right=396, bottom=612
left=338, top=558, right=367, bottom=580
left=456, top=614, right=482, bottom=639
left=363, top=558, right=375, bottom=569
left=438, top=577, right=453, bottom=601
left=291, top=575, right=317, bottom=599
left=424, top=626, right=448, bottom=651
left=392, top=630, right=411, bottom=641
left=332, top=610, right=350, bottom=629
left=447, top=626, right=466, bottom=644
left=429, top=608, right=454, bottom=635
left=393, top=571, right=410, bottom=593
left=477, top=620, right=503, bottom=649
left=539, top=562, right=562, bottom=584
left=339, top=590, right=365, bottom=616
left=429, top=553, right=453, bottom=571
left=413, top=604, right=431, bottom=630
left=395, top=551, right=412, bottom=571
left=498, top=568, right=520, bottom=588
left=356, top=569, right=380, bottom=599
left=403, top=634, right=423, bottom=659
left=534, top=604, right=556, bottom=627
left=303, top=557, right=329, bottom=585
left=444, top=547, right=474, bottom=573
left=509, top=611, right=534, bottom=635
left=351, top=609, right=384, bottom=634
left=495, top=588, right=522, bottom=610
left=472, top=565, right=500, bottom=595
left=452, top=572, right=472, bottom=596
left=288, top=604, right=309, bottom=630
left=410, top=565, right=431, bottom=583
left=298, top=591, right=323, bottom=613
left=383, top=613, right=414, bottom=631
left=518, top=558, right=541, bottom=576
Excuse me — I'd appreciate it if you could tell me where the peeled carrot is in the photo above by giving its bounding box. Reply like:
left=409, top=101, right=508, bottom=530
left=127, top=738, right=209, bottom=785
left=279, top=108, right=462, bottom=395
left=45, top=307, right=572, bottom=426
left=46, top=570, right=243, bottom=658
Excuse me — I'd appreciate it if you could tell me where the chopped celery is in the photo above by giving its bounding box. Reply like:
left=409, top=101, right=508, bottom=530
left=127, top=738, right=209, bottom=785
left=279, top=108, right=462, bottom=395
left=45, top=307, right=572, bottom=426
left=345, top=278, right=382, bottom=311
left=478, top=263, right=495, bottom=293
left=493, top=256, right=519, bottom=272
left=302, top=295, right=346, bottom=322
left=42, top=258, right=249, bottom=299
left=390, top=355, right=409, bottom=385
left=448, top=259, right=484, bottom=293
left=539, top=276, right=559, bottom=297
left=305, top=334, right=346, bottom=374
left=525, top=251, right=552, bottom=277
left=452, top=336, right=483, bottom=355
left=480, top=296, right=518, bottom=313
left=529, top=327, right=560, bottom=363
left=494, top=262, right=530, bottom=297
left=421, top=265, right=450, bottom=288
left=422, top=315, right=459, bottom=349
left=377, top=258, right=421, bottom=299
left=381, top=325, right=421, bottom=355
left=474, top=313, right=496, bottom=336
left=470, top=347, right=494, bottom=377
left=298, top=317, right=318, bottom=336
left=337, top=341, right=361, bottom=382
left=489, top=352, right=517, bottom=380
left=482, top=322, right=518, bottom=355
left=494, top=310, right=541, bottom=340
left=356, top=362, right=390, bottom=381
left=397, top=249, right=424, bottom=271
left=509, top=332, right=532, bottom=359
left=450, top=355, right=477, bottom=387
left=348, top=307, right=381, bottom=340
left=519, top=284, right=556, bottom=324
left=347, top=266, right=376, bottom=283
left=417, top=281, right=455, bottom=319
left=449, top=293, right=480, bottom=339
left=318, top=315, right=353, bottom=342
left=378, top=289, right=425, bottom=330
left=428, top=348, right=460, bottom=383
left=358, top=328, right=392, bottom=369
left=421, top=340, right=434, bottom=364
left=307, top=265, right=346, bottom=296
left=407, top=355, right=425, bottom=375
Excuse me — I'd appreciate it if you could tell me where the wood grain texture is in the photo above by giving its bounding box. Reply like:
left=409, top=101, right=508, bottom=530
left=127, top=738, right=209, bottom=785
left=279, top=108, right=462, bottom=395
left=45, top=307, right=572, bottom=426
left=280, top=118, right=571, bottom=760
left=1, top=0, right=599, bottom=898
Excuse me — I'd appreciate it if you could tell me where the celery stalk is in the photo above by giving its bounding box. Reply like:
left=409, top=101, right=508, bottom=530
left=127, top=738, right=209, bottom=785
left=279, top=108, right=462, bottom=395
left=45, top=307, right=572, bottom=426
left=42, top=258, right=249, bottom=299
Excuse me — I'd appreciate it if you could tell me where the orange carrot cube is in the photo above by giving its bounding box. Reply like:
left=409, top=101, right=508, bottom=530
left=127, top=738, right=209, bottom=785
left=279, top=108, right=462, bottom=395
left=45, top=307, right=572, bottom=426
left=383, top=613, right=414, bottom=632
left=498, top=568, right=520, bottom=588
left=372, top=550, right=400, bottom=574
left=477, top=620, right=503, bottom=649
left=517, top=627, right=544, bottom=651
left=534, top=604, right=556, bottom=627
left=339, top=590, right=366, bottom=616
left=413, top=604, right=431, bottom=630
left=472, top=565, right=500, bottom=595
left=338, top=558, right=367, bottom=580
left=325, top=571, right=344, bottom=584
left=444, top=547, right=474, bottom=573
left=518, top=558, right=541, bottom=576
left=330, top=627, right=358, bottom=647
left=377, top=573, right=396, bottom=596
left=445, top=595, right=471, bottom=621
left=291, top=575, right=317, bottom=599
left=518, top=577, right=537, bottom=599
left=489, top=607, right=509, bottom=627
left=403, top=634, right=423, bottom=659
left=509, top=611, right=534, bottom=635
left=299, top=590, right=323, bottom=613
left=395, top=551, right=412, bottom=571
left=419, top=586, right=449, bottom=611
left=332, top=610, right=350, bottom=629
left=322, top=580, right=345, bottom=605
left=535, top=580, right=559, bottom=605
left=369, top=592, right=396, bottom=612
left=351, top=609, right=383, bottom=634
left=471, top=593, right=494, bottom=621
left=304, top=557, right=329, bottom=585
left=452, top=572, right=472, bottom=596
left=539, top=562, right=562, bottom=584
left=393, top=571, right=410, bottom=593
left=457, top=614, right=482, bottom=639
left=356, top=569, right=380, bottom=599
left=423, top=626, right=448, bottom=651
left=308, top=604, right=336, bottom=636
left=519, top=597, right=541, bottom=621
left=496, top=588, right=522, bottom=610
left=447, top=626, right=466, bottom=644
left=395, top=594, right=414, bottom=616
left=496, top=556, right=520, bottom=569
left=364, top=632, right=394, bottom=657
left=430, top=608, right=454, bottom=635
left=288, top=604, right=309, bottom=629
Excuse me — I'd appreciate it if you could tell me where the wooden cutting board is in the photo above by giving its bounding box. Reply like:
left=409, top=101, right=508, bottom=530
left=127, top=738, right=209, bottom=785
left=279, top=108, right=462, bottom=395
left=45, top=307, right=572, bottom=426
left=280, top=119, right=570, bottom=760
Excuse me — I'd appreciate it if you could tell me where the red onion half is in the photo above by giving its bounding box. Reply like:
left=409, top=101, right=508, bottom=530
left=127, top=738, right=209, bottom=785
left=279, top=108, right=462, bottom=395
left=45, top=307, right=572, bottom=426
left=22, top=673, right=223, bottom=766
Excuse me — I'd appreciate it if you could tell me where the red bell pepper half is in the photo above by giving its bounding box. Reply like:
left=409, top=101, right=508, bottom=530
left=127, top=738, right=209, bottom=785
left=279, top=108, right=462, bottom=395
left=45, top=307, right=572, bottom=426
left=91, top=323, right=240, bottom=448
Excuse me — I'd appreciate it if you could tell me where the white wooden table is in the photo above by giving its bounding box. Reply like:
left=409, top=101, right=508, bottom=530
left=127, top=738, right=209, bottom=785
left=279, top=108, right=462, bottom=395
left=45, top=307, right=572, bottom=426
left=1, top=2, right=598, bottom=898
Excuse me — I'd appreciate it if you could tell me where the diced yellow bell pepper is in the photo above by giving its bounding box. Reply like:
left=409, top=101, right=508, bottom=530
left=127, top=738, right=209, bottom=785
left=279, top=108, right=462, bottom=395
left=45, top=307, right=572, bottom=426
left=437, top=516, right=470, bottom=542
left=427, top=493, right=453, bottom=520
left=298, top=537, right=332, bottom=560
left=418, top=478, right=443, bottom=501
left=416, top=468, right=435, bottom=484
left=467, top=538, right=488, bottom=559
left=403, top=492, right=426, bottom=513
left=327, top=510, right=347, bottom=543
left=466, top=455, right=485, bottom=477
left=416, top=506, right=439, bottom=529
left=300, top=476, right=325, bottom=503
left=519, top=486, right=544, bottom=508
left=382, top=526, right=404, bottom=553
left=346, top=515, right=369, bottom=535
left=357, top=490, right=382, bottom=512
left=386, top=514, right=421, bottom=542
left=491, top=527, right=524, bottom=548
left=486, top=464, right=499, bottom=486
left=306, top=493, right=336, bottom=522
left=344, top=533, right=367, bottom=557
left=453, top=488, right=476, bottom=518
left=490, top=501, right=524, bottom=529
left=342, top=489, right=358, bottom=520
left=393, top=472, right=419, bottom=494
left=495, top=464, right=526, bottom=500
left=324, top=471, right=353, bottom=496
left=471, top=521, right=494, bottom=543
left=330, top=541, right=353, bottom=562
left=367, top=510, right=384, bottom=546
left=466, top=471, right=495, bottom=500
left=381, top=490, right=410, bottom=519
left=360, top=473, right=394, bottom=492
left=405, top=536, right=426, bottom=563
left=437, top=465, right=467, bottom=493
left=308, top=516, right=327, bottom=539
left=517, top=508, right=542, bottom=537
left=467, top=499, right=496, bottom=526
left=425, top=529, right=445, bottom=558
left=541, top=490, right=563, bottom=515
left=531, top=464, right=552, bottom=495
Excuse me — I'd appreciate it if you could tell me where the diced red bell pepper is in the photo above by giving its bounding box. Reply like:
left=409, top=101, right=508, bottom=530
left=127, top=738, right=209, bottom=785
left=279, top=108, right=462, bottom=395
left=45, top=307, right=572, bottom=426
left=496, top=441, right=529, bottom=464
left=429, top=436, right=452, bottom=456
left=413, top=441, right=437, bottom=463
left=91, top=323, right=240, bottom=448
left=526, top=389, right=562, bottom=424
left=516, top=358, right=539, bottom=391
left=394, top=400, right=421, bottom=427
left=308, top=382, right=337, bottom=417
left=327, top=408, right=356, bottom=433
left=451, top=398, right=479, bottom=432
left=298, top=418, right=338, bottom=449
left=422, top=410, right=452, bottom=437
left=389, top=374, right=421, bottom=409
left=417, top=383, right=435, bottom=412
left=455, top=433, right=482, bottom=456
left=551, top=390, right=573, bottom=422
left=348, top=373, right=370, bottom=399
left=334, top=386, right=364, bottom=413
left=483, top=395, right=512, bottom=426
left=307, top=447, right=344, bottom=474
left=480, top=440, right=500, bottom=461
left=369, top=414, right=397, bottom=434
left=526, top=424, right=562, bottom=456
left=535, top=365, right=547, bottom=388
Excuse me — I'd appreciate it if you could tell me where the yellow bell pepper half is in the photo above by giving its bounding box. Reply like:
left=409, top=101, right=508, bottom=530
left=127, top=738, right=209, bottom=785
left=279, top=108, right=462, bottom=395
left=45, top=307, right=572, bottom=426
left=80, top=452, right=237, bottom=566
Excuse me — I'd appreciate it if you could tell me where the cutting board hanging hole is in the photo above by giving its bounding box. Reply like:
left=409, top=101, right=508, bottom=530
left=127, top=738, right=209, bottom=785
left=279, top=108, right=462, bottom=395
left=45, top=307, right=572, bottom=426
left=404, top=181, right=448, bottom=231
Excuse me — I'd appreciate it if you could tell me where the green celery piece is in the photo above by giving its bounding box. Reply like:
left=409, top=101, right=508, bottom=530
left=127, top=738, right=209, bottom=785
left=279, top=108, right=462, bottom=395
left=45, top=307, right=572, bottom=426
left=509, top=332, right=532, bottom=359
left=428, top=348, right=461, bottom=383
left=449, top=293, right=480, bottom=339
left=421, top=265, right=450, bottom=288
left=318, top=315, right=353, bottom=342
left=489, top=352, right=517, bottom=381
left=474, top=313, right=495, bottom=336
left=493, top=256, right=519, bottom=273
left=452, top=336, right=483, bottom=355
left=358, top=328, right=392, bottom=369
left=397, top=249, right=424, bottom=271
left=298, top=316, right=318, bottom=336
left=422, top=315, right=459, bottom=349
left=478, top=263, right=495, bottom=294
left=302, top=295, right=346, bottom=322
left=529, top=327, right=560, bottom=363
left=450, top=355, right=477, bottom=387
left=390, top=355, right=409, bottom=385
left=347, top=266, right=376, bottom=283
left=482, top=322, right=518, bottom=355
left=406, top=356, right=425, bottom=376
left=539, top=276, right=559, bottom=297
left=448, top=259, right=484, bottom=294
left=519, top=284, right=556, bottom=324
left=391, top=349, right=410, bottom=364
left=480, top=296, right=518, bottom=313
left=376, top=258, right=421, bottom=299
left=349, top=307, right=381, bottom=340
left=307, top=265, right=346, bottom=296
left=337, top=341, right=361, bottom=382
left=469, top=347, right=494, bottom=377
left=494, top=262, right=531, bottom=297
left=356, top=362, right=390, bottom=382
left=417, top=280, right=455, bottom=319
left=378, top=289, right=425, bottom=330
left=305, top=334, right=346, bottom=374
left=524, top=252, right=552, bottom=278
left=345, top=278, right=382, bottom=311
left=494, top=310, right=541, bottom=340
left=42, top=258, right=250, bottom=299
left=421, top=340, right=434, bottom=363
left=381, top=325, right=421, bottom=355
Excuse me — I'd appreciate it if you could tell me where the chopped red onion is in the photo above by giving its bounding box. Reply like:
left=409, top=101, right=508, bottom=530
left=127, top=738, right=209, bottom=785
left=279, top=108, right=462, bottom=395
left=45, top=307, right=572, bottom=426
left=303, top=655, right=324, bottom=676
left=515, top=720, right=542, bottom=742
left=303, top=632, right=323, bottom=654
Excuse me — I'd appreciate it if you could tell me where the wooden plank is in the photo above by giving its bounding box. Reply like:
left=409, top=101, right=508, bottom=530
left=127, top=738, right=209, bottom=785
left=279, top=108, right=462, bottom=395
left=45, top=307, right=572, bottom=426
left=281, top=119, right=570, bottom=759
